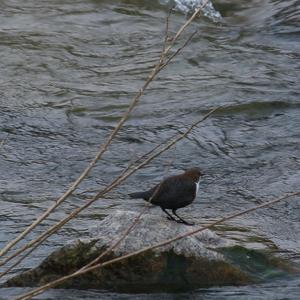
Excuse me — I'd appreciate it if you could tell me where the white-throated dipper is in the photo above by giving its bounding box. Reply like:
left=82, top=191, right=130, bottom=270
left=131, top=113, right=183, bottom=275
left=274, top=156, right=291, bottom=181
left=129, top=167, right=204, bottom=225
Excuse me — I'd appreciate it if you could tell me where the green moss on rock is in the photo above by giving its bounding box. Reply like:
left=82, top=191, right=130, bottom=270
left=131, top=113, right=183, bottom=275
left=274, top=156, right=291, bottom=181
left=3, top=211, right=297, bottom=292
left=4, top=240, right=252, bottom=292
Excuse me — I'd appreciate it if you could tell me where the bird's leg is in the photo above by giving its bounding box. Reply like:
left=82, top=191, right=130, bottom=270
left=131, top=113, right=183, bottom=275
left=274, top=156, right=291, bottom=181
left=172, top=209, right=194, bottom=226
left=161, top=208, right=178, bottom=222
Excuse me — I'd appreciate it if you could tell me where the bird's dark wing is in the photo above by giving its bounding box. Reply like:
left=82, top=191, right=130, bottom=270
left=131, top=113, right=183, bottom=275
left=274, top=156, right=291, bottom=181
left=129, top=190, right=154, bottom=200
left=150, top=176, right=196, bottom=208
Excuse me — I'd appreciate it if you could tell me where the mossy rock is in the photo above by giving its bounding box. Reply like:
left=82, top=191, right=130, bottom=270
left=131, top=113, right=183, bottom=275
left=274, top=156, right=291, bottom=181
left=3, top=239, right=250, bottom=292
left=3, top=211, right=297, bottom=292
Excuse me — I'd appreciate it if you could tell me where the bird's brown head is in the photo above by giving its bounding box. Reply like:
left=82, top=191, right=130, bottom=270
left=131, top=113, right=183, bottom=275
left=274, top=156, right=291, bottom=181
left=184, top=167, right=204, bottom=182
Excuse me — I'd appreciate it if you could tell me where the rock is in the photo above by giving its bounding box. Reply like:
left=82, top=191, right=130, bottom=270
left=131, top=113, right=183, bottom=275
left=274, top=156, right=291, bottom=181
left=2, top=210, right=276, bottom=292
left=89, top=210, right=230, bottom=258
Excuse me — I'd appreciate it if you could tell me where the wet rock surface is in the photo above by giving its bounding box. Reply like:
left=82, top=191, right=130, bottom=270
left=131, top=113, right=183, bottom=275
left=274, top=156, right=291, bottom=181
left=3, top=210, right=296, bottom=292
left=89, top=210, right=230, bottom=258
left=3, top=211, right=245, bottom=291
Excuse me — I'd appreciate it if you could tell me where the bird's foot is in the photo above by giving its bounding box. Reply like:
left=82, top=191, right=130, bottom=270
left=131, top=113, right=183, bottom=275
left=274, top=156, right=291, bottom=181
left=166, top=216, right=194, bottom=226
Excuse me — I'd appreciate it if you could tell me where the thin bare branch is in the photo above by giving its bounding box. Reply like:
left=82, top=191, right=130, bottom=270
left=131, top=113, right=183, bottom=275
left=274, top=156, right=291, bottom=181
left=0, top=71, right=149, bottom=259
left=162, top=6, right=174, bottom=53
left=79, top=206, right=150, bottom=271
left=163, top=0, right=208, bottom=54
left=112, top=142, right=162, bottom=184
left=0, top=0, right=209, bottom=261
left=79, top=153, right=177, bottom=271
left=160, top=30, right=198, bottom=72
left=0, top=1, right=210, bottom=267
left=14, top=190, right=300, bottom=300
left=0, top=106, right=220, bottom=274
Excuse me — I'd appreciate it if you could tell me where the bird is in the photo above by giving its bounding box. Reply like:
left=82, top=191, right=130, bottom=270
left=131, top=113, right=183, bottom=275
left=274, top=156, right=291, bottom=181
left=129, top=167, right=204, bottom=225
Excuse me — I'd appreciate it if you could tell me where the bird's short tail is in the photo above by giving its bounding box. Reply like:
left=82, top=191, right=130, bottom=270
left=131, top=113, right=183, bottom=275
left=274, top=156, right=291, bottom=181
left=129, top=191, right=149, bottom=200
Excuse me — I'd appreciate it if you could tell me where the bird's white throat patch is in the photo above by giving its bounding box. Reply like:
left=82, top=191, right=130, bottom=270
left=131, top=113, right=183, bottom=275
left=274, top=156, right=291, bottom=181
left=195, top=180, right=200, bottom=196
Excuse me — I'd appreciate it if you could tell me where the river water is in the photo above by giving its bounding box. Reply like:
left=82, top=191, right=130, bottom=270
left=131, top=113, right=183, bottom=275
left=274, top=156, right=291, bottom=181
left=0, top=0, right=299, bottom=299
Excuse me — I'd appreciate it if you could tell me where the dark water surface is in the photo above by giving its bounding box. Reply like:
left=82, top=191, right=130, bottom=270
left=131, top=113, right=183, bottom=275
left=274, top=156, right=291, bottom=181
left=0, top=0, right=299, bottom=299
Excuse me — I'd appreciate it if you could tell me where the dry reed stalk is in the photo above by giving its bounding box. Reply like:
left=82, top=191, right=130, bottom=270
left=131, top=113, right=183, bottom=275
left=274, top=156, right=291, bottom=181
left=14, top=190, right=300, bottom=300
left=0, top=1, right=209, bottom=267
left=0, top=163, right=168, bottom=278
left=0, top=1, right=209, bottom=260
left=79, top=155, right=177, bottom=272
left=78, top=206, right=150, bottom=272
left=0, top=106, right=220, bottom=277
left=0, top=66, right=148, bottom=260
left=159, top=30, right=198, bottom=72
left=0, top=205, right=144, bottom=279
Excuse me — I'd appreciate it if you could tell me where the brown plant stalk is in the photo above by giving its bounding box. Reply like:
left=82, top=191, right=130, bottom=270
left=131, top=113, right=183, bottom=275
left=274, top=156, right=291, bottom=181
left=0, top=1, right=210, bottom=270
left=0, top=1, right=209, bottom=259
left=78, top=155, right=176, bottom=272
left=0, top=106, right=220, bottom=277
left=14, top=190, right=300, bottom=300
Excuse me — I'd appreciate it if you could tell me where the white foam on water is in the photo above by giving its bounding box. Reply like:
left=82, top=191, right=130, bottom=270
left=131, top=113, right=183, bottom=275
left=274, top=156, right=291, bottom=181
left=159, top=0, right=222, bottom=21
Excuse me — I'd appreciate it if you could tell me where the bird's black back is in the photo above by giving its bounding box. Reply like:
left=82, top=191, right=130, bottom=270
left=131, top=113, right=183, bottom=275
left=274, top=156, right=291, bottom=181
left=142, top=175, right=196, bottom=209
